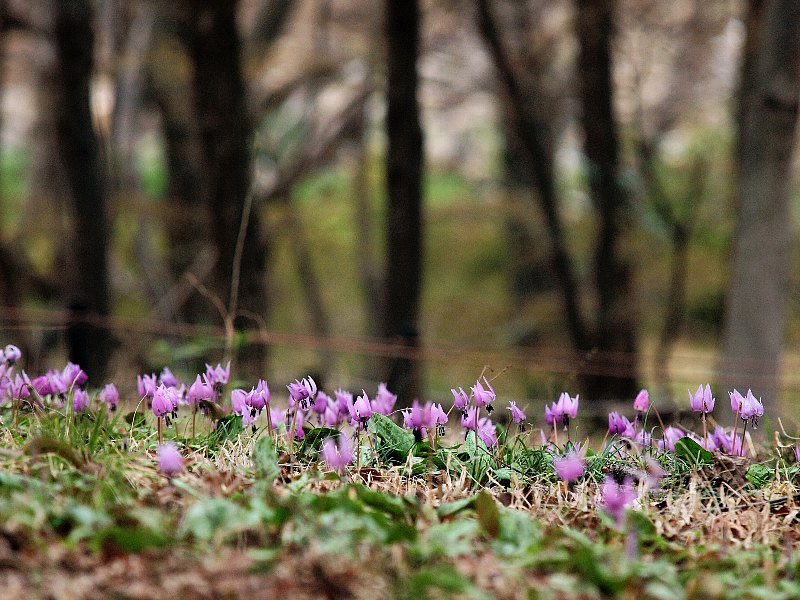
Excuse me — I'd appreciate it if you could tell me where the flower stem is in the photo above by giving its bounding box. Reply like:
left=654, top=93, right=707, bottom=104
left=730, top=405, right=741, bottom=456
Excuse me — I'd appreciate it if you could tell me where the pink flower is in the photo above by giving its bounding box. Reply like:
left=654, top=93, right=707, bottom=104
left=599, top=477, right=637, bottom=526
left=287, top=376, right=317, bottom=409
left=312, top=391, right=330, bottom=416
left=187, top=375, right=214, bottom=405
left=72, top=388, right=90, bottom=412
left=231, top=388, right=249, bottom=415
left=461, top=406, right=478, bottom=430
left=554, top=451, right=585, bottom=483
left=402, top=400, right=433, bottom=436
left=152, top=384, right=179, bottom=418
left=348, top=391, right=373, bottom=426
left=204, top=362, right=231, bottom=387
left=659, top=426, right=685, bottom=452
left=471, top=377, right=496, bottom=408
left=159, top=367, right=179, bottom=388
left=371, top=383, right=397, bottom=415
left=137, top=374, right=157, bottom=399
left=451, top=387, right=469, bottom=411
left=98, top=383, right=120, bottom=410
left=334, top=389, right=352, bottom=418
left=633, top=389, right=649, bottom=412
left=507, top=401, right=526, bottom=424
left=477, top=418, right=498, bottom=448
left=320, top=434, right=354, bottom=474
left=740, top=389, right=763, bottom=422
left=689, top=384, right=714, bottom=414
left=608, top=412, right=636, bottom=438
left=3, top=345, right=21, bottom=365
left=61, top=362, right=87, bottom=388
left=8, top=373, right=30, bottom=401
left=157, top=443, right=184, bottom=475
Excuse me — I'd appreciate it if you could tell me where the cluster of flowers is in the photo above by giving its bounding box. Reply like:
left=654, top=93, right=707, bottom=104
left=450, top=377, right=527, bottom=449
left=0, top=344, right=119, bottom=413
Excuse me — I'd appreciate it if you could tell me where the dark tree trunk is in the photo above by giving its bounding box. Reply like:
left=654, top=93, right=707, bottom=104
left=476, top=0, right=589, bottom=355
left=186, top=0, right=268, bottom=365
left=575, top=0, right=638, bottom=400
left=723, top=0, right=800, bottom=407
left=382, top=0, right=424, bottom=406
left=55, top=0, right=112, bottom=381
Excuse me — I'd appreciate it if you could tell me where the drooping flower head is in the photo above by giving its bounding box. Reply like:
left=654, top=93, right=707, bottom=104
left=2, top=344, right=21, bottom=365
left=659, top=426, right=685, bottom=452
left=249, top=379, right=270, bottom=411
left=451, top=387, right=469, bottom=411
left=546, top=392, right=579, bottom=428
left=402, top=400, right=433, bottom=438
left=187, top=375, right=215, bottom=406
left=608, top=412, right=636, bottom=438
left=159, top=367, right=179, bottom=389
left=739, top=389, right=764, bottom=424
left=371, top=383, right=397, bottom=416
left=598, top=477, right=638, bottom=527
left=287, top=376, right=317, bottom=410
left=312, top=391, right=330, bottom=416
left=348, top=390, right=372, bottom=427
left=334, top=389, right=352, bottom=418
left=152, top=384, right=179, bottom=418
left=689, top=384, right=714, bottom=414
left=471, top=377, right=496, bottom=409
left=320, top=434, right=354, bottom=474
left=137, top=374, right=158, bottom=399
left=8, top=373, right=30, bottom=401
left=633, top=389, right=649, bottom=412
left=157, top=443, right=184, bottom=475
left=553, top=451, right=586, bottom=483
left=98, top=383, right=120, bottom=411
left=204, top=362, right=231, bottom=388
left=461, top=406, right=478, bottom=431
left=72, top=388, right=90, bottom=413
left=507, top=401, right=526, bottom=424
left=62, top=362, right=87, bottom=389
left=729, top=389, right=745, bottom=414
left=231, top=388, right=250, bottom=416
left=477, top=417, right=498, bottom=448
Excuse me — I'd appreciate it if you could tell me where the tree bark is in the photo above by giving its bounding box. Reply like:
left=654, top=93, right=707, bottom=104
left=55, top=0, right=113, bottom=381
left=382, top=0, right=424, bottom=406
left=186, top=0, right=268, bottom=367
left=723, top=0, right=800, bottom=405
left=575, top=0, right=638, bottom=400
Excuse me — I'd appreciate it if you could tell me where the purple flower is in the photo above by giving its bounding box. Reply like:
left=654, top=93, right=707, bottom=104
left=403, top=400, right=433, bottom=435
left=740, top=389, right=763, bottom=422
left=249, top=379, right=270, bottom=411
left=608, top=412, right=636, bottom=438
left=507, top=401, right=526, bottom=424
left=61, top=362, right=87, bottom=388
left=312, top=391, right=330, bottom=416
left=241, top=404, right=257, bottom=427
left=795, top=446, right=800, bottom=463
left=431, top=403, right=448, bottom=427
left=8, top=373, right=30, bottom=401
left=157, top=443, right=184, bottom=475
left=558, top=392, right=579, bottom=420
left=451, top=387, right=469, bottom=411
left=231, top=388, right=250, bottom=416
left=471, top=377, right=496, bottom=408
left=3, top=345, right=21, bottom=365
left=287, top=376, right=317, bottom=409
left=599, top=477, right=638, bottom=526
left=269, top=407, right=285, bottom=430
left=320, top=434, right=354, bottom=474
left=159, top=367, right=179, bottom=388
left=633, top=389, right=649, bottom=412
left=371, top=383, right=397, bottom=415
left=689, top=384, right=714, bottom=414
left=72, top=388, right=90, bottom=412
left=461, top=405, right=478, bottom=430
left=659, top=426, right=685, bottom=452
left=98, top=383, right=119, bottom=410
left=152, top=384, right=179, bottom=418
left=729, top=389, right=745, bottom=413
left=348, top=390, right=372, bottom=426
left=477, top=417, right=498, bottom=448
left=204, top=362, right=231, bottom=387
left=554, top=451, right=585, bottom=483
left=187, top=375, right=214, bottom=405
left=334, top=389, right=352, bottom=418
left=137, top=374, right=158, bottom=399
left=323, top=405, right=340, bottom=428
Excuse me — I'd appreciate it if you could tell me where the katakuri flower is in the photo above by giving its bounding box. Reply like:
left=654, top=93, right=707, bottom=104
left=739, top=389, right=764, bottom=423
left=72, top=388, right=90, bottom=413
left=348, top=390, right=373, bottom=427
left=471, top=377, right=496, bottom=409
left=152, top=384, right=179, bottom=418
left=320, top=434, right=354, bottom=474
left=451, top=387, right=469, bottom=411
left=98, top=383, right=119, bottom=411
left=2, top=344, right=21, bottom=365
left=157, top=443, right=184, bottom=475
left=633, top=389, right=649, bottom=412
left=507, top=401, right=526, bottom=424
left=287, top=376, right=317, bottom=409
left=659, top=426, right=685, bottom=452
left=62, top=362, right=87, bottom=388
left=598, top=477, right=638, bottom=527
left=608, top=412, right=636, bottom=438
left=249, top=379, right=270, bottom=411
left=231, top=388, right=250, bottom=416
left=553, top=451, right=585, bottom=483
left=137, top=374, right=158, bottom=399
left=159, top=367, right=179, bottom=388
left=371, top=383, right=397, bottom=416
left=477, top=418, right=498, bottom=448
left=187, top=375, right=214, bottom=405
left=689, top=384, right=714, bottom=413
left=204, top=362, right=231, bottom=387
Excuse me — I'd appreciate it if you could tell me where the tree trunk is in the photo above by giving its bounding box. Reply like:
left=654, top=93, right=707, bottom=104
left=186, top=0, right=268, bottom=367
left=575, top=0, right=638, bottom=400
left=55, top=0, right=113, bottom=382
left=382, top=0, right=424, bottom=406
left=723, top=0, right=800, bottom=406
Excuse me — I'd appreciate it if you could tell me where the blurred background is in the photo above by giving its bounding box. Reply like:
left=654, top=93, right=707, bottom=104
left=0, top=0, right=799, bottom=423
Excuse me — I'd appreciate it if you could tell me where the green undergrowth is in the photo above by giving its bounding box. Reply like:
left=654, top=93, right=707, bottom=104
left=1, top=406, right=800, bottom=599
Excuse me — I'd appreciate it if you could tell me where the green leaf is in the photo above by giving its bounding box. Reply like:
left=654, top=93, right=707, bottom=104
left=297, top=427, right=340, bottom=459
left=205, top=414, right=243, bottom=450
left=252, top=436, right=280, bottom=484
left=474, top=491, right=500, bottom=539
left=368, top=413, right=415, bottom=461
left=745, top=463, right=773, bottom=488
left=464, top=431, right=496, bottom=484
left=437, top=496, right=476, bottom=519
left=95, top=526, right=168, bottom=553
left=674, top=437, right=714, bottom=466
left=353, top=484, right=413, bottom=520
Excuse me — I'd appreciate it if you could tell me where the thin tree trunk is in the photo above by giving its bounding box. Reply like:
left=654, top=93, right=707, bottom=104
left=723, top=0, right=800, bottom=406
left=575, top=0, right=638, bottom=400
left=187, top=0, right=268, bottom=368
left=383, top=0, right=424, bottom=406
left=55, top=0, right=112, bottom=381
left=476, top=0, right=589, bottom=353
